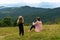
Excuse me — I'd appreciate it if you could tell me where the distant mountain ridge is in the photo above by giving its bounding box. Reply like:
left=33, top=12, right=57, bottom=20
left=0, top=6, right=6, bottom=9
left=0, top=6, right=60, bottom=24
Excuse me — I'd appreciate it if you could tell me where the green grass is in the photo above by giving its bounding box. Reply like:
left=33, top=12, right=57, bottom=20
left=0, top=24, right=60, bottom=40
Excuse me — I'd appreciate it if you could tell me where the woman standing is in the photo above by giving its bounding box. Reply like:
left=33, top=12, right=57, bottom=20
left=17, top=16, right=24, bottom=36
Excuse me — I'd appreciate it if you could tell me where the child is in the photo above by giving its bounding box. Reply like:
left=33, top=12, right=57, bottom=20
left=34, top=17, right=42, bottom=32
left=28, top=19, right=36, bottom=32
left=30, top=22, right=35, bottom=31
left=17, top=16, right=24, bottom=36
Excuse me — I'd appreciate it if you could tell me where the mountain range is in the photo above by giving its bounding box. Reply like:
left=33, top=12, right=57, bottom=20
left=0, top=6, right=60, bottom=24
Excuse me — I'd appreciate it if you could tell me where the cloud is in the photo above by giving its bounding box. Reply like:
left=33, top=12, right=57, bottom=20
left=0, top=0, right=60, bottom=4
left=22, top=0, right=41, bottom=4
left=41, top=0, right=60, bottom=2
left=0, top=0, right=60, bottom=8
left=38, top=2, right=60, bottom=8
left=0, top=0, right=22, bottom=4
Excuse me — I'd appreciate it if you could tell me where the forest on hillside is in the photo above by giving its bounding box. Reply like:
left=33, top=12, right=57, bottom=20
left=0, top=6, right=60, bottom=27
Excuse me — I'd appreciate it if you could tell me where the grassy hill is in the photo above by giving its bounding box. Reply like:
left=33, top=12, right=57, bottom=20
left=0, top=24, right=60, bottom=40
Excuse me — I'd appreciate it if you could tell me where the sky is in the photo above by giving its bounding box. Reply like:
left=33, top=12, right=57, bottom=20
left=0, top=0, right=60, bottom=8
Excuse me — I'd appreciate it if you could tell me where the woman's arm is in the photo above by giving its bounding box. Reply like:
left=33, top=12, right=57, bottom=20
left=33, top=21, right=38, bottom=26
left=17, top=19, right=19, bottom=24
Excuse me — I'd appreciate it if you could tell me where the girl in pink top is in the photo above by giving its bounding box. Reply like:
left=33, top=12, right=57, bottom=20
left=33, top=17, right=42, bottom=32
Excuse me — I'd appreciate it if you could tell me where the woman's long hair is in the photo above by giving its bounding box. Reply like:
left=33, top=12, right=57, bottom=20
left=17, top=16, right=24, bottom=23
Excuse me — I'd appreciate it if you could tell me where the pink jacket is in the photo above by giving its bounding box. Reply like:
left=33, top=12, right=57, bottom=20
left=34, top=21, right=42, bottom=32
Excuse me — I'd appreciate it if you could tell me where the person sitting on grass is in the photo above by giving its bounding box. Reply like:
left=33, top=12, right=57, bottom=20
left=29, top=22, right=35, bottom=31
left=28, top=19, right=35, bottom=32
left=34, top=17, right=42, bottom=32
left=28, top=17, right=42, bottom=32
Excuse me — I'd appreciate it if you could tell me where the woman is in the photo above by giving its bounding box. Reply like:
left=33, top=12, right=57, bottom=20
left=17, top=16, right=24, bottom=36
left=34, top=17, right=42, bottom=32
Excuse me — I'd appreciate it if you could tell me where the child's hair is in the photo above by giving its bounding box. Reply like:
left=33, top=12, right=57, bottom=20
left=36, top=17, right=41, bottom=21
left=17, top=16, right=24, bottom=23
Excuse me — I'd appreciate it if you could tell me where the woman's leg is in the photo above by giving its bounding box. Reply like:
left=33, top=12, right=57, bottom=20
left=22, top=29, right=24, bottom=36
left=21, top=25, right=24, bottom=36
left=30, top=25, right=35, bottom=31
left=19, top=23, right=24, bottom=36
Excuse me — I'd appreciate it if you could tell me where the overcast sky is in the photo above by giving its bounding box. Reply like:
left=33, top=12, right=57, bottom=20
left=0, top=0, right=60, bottom=8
